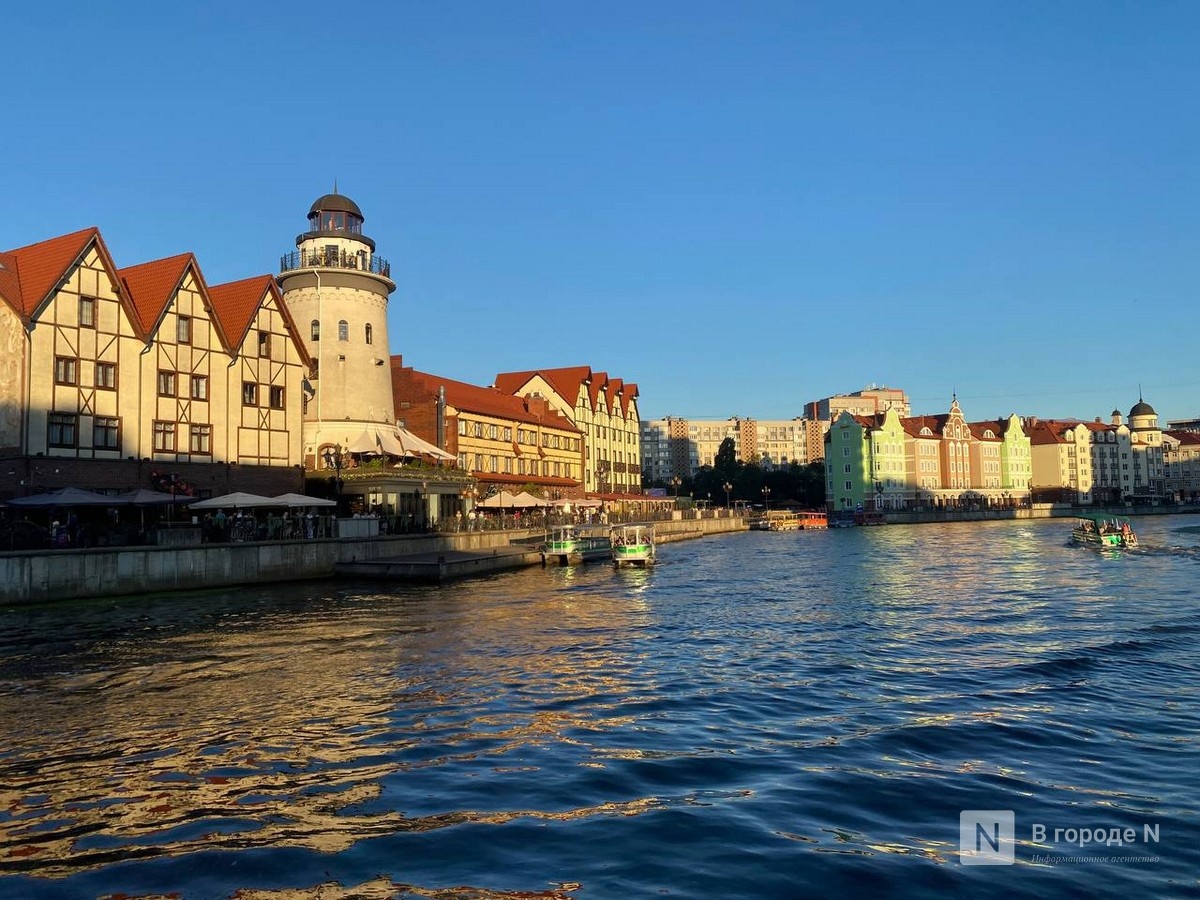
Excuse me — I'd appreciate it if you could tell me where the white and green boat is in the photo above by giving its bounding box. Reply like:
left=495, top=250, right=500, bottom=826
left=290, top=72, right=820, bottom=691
left=611, top=524, right=656, bottom=567
left=541, top=526, right=611, bottom=566
left=1071, top=514, right=1139, bottom=549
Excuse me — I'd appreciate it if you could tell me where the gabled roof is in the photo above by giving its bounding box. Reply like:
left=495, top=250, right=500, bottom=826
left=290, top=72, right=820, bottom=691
left=208, top=274, right=308, bottom=365
left=403, top=367, right=581, bottom=432
left=119, top=253, right=199, bottom=335
left=494, top=366, right=595, bottom=406
left=0, top=227, right=119, bottom=323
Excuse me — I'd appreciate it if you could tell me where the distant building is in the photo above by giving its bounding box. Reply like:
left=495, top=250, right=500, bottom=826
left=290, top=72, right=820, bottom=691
left=1164, top=430, right=1200, bottom=501
left=1166, top=417, right=1200, bottom=432
left=805, top=386, right=911, bottom=422
left=641, top=415, right=820, bottom=481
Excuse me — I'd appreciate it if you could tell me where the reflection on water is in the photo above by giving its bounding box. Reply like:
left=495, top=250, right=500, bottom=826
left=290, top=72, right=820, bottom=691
left=1, top=516, right=1198, bottom=897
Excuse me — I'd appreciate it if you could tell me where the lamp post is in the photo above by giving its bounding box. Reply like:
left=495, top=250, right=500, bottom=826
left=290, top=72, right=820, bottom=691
left=723, top=481, right=732, bottom=510
left=875, top=480, right=884, bottom=512
left=762, top=485, right=771, bottom=512
left=323, top=444, right=344, bottom=511
left=671, top=475, right=681, bottom=499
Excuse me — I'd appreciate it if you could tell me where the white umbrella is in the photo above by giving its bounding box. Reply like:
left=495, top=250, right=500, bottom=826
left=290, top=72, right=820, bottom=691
left=510, top=491, right=551, bottom=507
left=272, top=493, right=337, bottom=508
left=116, top=489, right=191, bottom=506
left=188, top=492, right=288, bottom=510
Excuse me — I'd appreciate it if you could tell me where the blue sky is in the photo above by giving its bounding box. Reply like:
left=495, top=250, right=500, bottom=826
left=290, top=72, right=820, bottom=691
left=5, top=2, right=1197, bottom=423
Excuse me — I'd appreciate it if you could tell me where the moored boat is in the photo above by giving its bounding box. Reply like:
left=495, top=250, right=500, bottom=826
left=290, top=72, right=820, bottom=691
left=611, top=523, right=656, bottom=567
left=541, top=526, right=611, bottom=566
left=1071, top=514, right=1139, bottom=549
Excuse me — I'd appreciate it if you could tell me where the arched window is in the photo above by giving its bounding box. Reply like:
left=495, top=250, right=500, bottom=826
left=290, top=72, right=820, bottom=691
left=338, top=320, right=349, bottom=342
left=365, top=323, right=373, bottom=345
left=311, top=319, right=320, bottom=341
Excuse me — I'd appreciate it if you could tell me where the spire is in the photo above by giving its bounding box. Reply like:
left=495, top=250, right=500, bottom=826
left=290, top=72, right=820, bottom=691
left=333, top=177, right=338, bottom=195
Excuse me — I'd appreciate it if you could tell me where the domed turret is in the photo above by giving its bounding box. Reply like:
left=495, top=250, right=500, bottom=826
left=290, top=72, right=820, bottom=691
left=1129, top=399, right=1156, bottom=419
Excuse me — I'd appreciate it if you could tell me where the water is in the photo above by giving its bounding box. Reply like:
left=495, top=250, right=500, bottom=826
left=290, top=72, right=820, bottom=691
left=1, top=517, right=1199, bottom=898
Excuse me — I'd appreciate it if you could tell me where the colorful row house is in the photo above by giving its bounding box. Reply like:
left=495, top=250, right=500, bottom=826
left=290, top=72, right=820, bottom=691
left=825, top=400, right=1033, bottom=510
left=0, top=228, right=308, bottom=496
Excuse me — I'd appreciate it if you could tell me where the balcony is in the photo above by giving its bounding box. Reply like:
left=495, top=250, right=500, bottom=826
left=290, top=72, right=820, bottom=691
left=280, top=248, right=390, bottom=278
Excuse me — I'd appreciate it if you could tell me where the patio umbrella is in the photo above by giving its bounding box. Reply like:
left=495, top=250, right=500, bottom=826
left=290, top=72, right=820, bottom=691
left=116, top=489, right=191, bottom=506
left=271, top=493, right=337, bottom=508
left=187, top=492, right=288, bottom=510
left=8, top=487, right=118, bottom=507
left=510, top=491, right=551, bottom=507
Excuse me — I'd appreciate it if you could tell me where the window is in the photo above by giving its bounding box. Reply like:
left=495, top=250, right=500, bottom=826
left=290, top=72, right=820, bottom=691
left=311, top=319, right=320, bottom=341
left=55, top=357, right=78, bottom=385
left=258, top=330, right=270, bottom=357
left=79, top=296, right=95, bottom=328
left=96, top=362, right=117, bottom=390
left=177, top=315, right=192, bottom=344
left=191, top=375, right=208, bottom=400
left=489, top=424, right=498, bottom=440
left=269, top=385, right=285, bottom=409
left=474, top=453, right=483, bottom=470
left=458, top=419, right=467, bottom=436
left=93, top=416, right=120, bottom=450
left=157, top=370, right=176, bottom=397
left=474, top=422, right=483, bottom=438
left=489, top=455, right=498, bottom=472
left=153, top=421, right=176, bottom=451
left=190, top=424, right=211, bottom=454
left=48, top=413, right=77, bottom=448
left=364, top=323, right=373, bottom=345
left=243, top=382, right=259, bottom=406
left=844, top=464, right=851, bottom=474
left=842, top=446, right=850, bottom=457
left=504, top=427, right=512, bottom=441
left=338, top=319, right=349, bottom=341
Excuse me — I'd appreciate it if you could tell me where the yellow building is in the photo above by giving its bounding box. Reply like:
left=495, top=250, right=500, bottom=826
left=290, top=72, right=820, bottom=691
left=0, top=228, right=308, bottom=484
left=494, top=367, right=641, bottom=496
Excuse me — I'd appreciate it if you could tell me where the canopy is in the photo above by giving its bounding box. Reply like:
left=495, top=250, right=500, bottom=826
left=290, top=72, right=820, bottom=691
left=510, top=491, right=551, bottom=507
left=394, top=427, right=456, bottom=461
left=188, top=492, right=288, bottom=510
left=272, top=493, right=337, bottom=508
left=116, top=489, right=192, bottom=506
left=477, top=491, right=550, bottom=508
left=342, top=427, right=455, bottom=461
left=7, top=487, right=118, bottom=507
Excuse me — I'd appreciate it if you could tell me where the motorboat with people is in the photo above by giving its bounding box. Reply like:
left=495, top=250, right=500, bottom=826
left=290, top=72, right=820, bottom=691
left=541, top=525, right=611, bottom=566
left=610, top=523, right=656, bottom=567
left=1071, top=514, right=1139, bottom=549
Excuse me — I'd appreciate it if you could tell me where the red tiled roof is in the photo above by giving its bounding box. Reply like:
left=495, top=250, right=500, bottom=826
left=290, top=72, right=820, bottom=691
left=901, top=415, right=946, bottom=438
left=494, top=366, right=594, bottom=408
left=0, top=227, right=102, bottom=321
left=119, top=253, right=195, bottom=334
left=1166, top=430, right=1200, bottom=445
left=207, top=274, right=307, bottom=365
left=404, top=368, right=581, bottom=432
left=1026, top=419, right=1087, bottom=445
left=966, top=420, right=1006, bottom=441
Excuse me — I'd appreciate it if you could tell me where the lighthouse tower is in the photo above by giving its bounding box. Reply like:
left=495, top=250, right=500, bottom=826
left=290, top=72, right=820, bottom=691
left=278, top=191, right=397, bottom=469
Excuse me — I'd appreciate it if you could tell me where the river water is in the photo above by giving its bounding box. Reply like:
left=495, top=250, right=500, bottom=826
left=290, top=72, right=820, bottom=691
left=1, top=517, right=1198, bottom=898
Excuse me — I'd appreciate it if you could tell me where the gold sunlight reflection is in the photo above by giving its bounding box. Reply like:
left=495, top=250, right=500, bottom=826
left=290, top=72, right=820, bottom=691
left=0, top=587, right=657, bottom=879
left=233, top=875, right=582, bottom=899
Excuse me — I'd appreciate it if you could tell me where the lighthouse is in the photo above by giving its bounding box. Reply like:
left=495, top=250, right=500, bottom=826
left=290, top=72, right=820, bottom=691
left=277, top=191, right=397, bottom=470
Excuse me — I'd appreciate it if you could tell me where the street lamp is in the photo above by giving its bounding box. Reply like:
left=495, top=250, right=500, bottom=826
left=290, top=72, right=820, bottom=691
left=762, top=485, right=771, bottom=512
left=323, top=443, right=344, bottom=508
left=723, top=481, right=732, bottom=509
left=671, top=475, right=681, bottom=499
left=875, top=480, right=884, bottom=511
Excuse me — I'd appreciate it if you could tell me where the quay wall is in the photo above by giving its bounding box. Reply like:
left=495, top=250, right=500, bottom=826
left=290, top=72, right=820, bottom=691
left=0, top=515, right=749, bottom=606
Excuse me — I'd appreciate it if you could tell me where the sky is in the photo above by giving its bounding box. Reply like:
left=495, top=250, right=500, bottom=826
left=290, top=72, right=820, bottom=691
left=4, top=1, right=1198, bottom=424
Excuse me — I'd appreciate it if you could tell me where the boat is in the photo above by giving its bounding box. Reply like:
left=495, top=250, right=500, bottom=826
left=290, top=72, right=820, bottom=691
left=541, top=525, right=611, bottom=566
left=1071, top=514, right=1139, bottom=549
left=750, top=510, right=828, bottom=531
left=611, top=523, right=656, bottom=567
